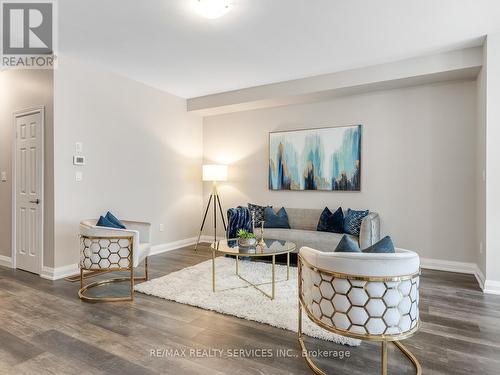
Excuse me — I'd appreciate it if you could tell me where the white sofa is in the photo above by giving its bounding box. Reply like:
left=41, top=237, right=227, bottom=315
left=263, top=208, right=380, bottom=252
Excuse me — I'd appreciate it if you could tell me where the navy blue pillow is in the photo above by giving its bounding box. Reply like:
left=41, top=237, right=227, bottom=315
left=343, top=209, right=369, bottom=235
left=105, top=211, right=126, bottom=229
left=334, top=235, right=361, bottom=253
left=317, top=207, right=344, bottom=233
left=96, top=215, right=122, bottom=229
left=264, top=207, right=291, bottom=229
left=362, top=236, right=395, bottom=253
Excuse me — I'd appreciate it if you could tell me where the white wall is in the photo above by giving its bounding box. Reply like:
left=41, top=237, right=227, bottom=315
left=0, top=69, right=54, bottom=267
left=484, top=34, right=500, bottom=287
left=53, top=56, right=203, bottom=268
left=203, top=80, right=477, bottom=263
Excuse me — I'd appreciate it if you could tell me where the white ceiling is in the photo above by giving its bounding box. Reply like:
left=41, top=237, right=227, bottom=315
left=60, top=0, right=500, bottom=98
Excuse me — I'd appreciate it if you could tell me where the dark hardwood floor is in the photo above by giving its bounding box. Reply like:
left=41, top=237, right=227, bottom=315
left=1, top=244, right=500, bottom=374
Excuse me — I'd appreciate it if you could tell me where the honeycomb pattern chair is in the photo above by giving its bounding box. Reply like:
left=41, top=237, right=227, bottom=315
left=79, top=219, right=151, bottom=302
left=298, top=246, right=421, bottom=375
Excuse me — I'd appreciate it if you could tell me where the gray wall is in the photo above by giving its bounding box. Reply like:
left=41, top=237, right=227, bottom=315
left=52, top=56, right=203, bottom=268
left=0, top=69, right=54, bottom=267
left=203, top=80, right=477, bottom=263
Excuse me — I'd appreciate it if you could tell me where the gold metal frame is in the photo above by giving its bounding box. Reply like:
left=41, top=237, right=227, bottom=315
left=78, top=235, right=149, bottom=302
left=211, top=240, right=295, bottom=300
left=298, top=254, right=422, bottom=375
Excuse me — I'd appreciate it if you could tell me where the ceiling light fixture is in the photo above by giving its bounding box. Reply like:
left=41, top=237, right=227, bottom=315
left=192, top=0, right=230, bottom=19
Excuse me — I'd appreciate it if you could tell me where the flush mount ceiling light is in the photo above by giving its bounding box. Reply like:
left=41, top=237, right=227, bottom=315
left=192, top=0, right=230, bottom=19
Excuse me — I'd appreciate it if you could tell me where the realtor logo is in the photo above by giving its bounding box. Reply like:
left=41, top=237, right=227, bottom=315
left=1, top=1, right=56, bottom=68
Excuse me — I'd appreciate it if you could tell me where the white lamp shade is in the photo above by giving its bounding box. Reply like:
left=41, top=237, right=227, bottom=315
left=202, top=164, right=228, bottom=182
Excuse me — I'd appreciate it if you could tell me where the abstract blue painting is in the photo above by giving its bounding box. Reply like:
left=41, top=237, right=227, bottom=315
left=269, top=125, right=361, bottom=191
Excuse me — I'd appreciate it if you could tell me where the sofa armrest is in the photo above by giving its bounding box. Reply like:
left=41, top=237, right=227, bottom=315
left=359, top=213, right=380, bottom=249
left=122, top=220, right=151, bottom=243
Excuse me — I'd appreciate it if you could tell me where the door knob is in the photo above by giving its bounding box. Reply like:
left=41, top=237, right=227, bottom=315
left=29, top=199, right=40, bottom=204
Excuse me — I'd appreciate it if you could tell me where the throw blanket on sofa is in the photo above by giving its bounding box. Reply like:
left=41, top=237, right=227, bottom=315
left=227, top=206, right=253, bottom=239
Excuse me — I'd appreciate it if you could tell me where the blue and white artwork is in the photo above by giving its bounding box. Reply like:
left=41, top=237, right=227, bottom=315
left=269, top=125, right=361, bottom=191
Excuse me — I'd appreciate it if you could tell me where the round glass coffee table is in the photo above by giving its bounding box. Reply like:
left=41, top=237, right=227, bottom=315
left=210, top=238, right=296, bottom=300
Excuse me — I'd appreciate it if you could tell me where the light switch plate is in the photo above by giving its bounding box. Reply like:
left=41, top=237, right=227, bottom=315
left=73, top=155, right=86, bottom=165
left=75, top=171, right=83, bottom=182
left=159, top=224, right=165, bottom=232
left=1, top=171, right=6, bottom=182
left=75, top=142, right=83, bottom=153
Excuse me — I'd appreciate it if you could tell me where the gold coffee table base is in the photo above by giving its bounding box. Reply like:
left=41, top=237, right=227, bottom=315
left=212, top=251, right=291, bottom=300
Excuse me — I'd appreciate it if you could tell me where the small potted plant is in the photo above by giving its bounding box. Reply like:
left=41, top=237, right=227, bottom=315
left=237, top=229, right=257, bottom=247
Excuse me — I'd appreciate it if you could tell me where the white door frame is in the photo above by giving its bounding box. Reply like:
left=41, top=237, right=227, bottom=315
left=11, top=106, right=45, bottom=274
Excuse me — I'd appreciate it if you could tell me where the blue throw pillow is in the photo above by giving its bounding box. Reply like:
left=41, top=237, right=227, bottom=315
left=264, top=207, right=291, bottom=229
left=105, top=211, right=126, bottom=229
left=362, top=236, right=395, bottom=253
left=317, top=206, right=344, bottom=233
left=334, top=235, right=361, bottom=253
left=96, top=215, right=122, bottom=229
left=343, top=209, right=369, bottom=236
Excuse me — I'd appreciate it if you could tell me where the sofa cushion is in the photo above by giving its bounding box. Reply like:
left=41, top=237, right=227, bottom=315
left=344, top=208, right=369, bottom=235
left=285, top=207, right=323, bottom=231
left=317, top=206, right=344, bottom=234
left=263, top=228, right=357, bottom=253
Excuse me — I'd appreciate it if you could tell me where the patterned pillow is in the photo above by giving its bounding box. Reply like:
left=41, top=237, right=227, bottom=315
left=343, top=209, right=369, bottom=236
left=248, top=203, right=271, bottom=227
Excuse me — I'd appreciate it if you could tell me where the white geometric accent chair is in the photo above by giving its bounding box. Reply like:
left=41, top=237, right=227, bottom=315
left=79, top=219, right=152, bottom=302
left=298, top=246, right=421, bottom=375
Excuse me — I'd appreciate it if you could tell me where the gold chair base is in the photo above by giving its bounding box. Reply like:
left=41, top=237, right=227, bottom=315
left=298, top=334, right=422, bottom=375
left=78, top=258, right=148, bottom=302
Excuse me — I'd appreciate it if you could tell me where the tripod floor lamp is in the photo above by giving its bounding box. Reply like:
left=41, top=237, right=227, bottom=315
left=195, top=164, right=228, bottom=251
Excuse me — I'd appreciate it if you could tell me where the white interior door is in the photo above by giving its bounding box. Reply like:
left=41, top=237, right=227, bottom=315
left=15, top=109, right=43, bottom=274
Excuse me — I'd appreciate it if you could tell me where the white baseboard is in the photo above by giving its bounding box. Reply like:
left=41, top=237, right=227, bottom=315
left=475, top=265, right=486, bottom=290
left=420, top=257, right=491, bottom=293
left=38, top=237, right=214, bottom=281
left=484, top=279, right=500, bottom=295
left=149, top=235, right=224, bottom=256
left=40, top=263, right=79, bottom=281
left=199, top=235, right=225, bottom=243
left=420, top=257, right=478, bottom=274
left=0, top=255, right=12, bottom=268
left=149, top=237, right=198, bottom=256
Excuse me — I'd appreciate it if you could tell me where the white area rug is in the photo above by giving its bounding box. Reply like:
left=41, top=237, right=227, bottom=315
left=135, top=257, right=360, bottom=346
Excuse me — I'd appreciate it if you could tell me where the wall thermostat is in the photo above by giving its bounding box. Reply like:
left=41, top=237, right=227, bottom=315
left=73, top=155, right=86, bottom=165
